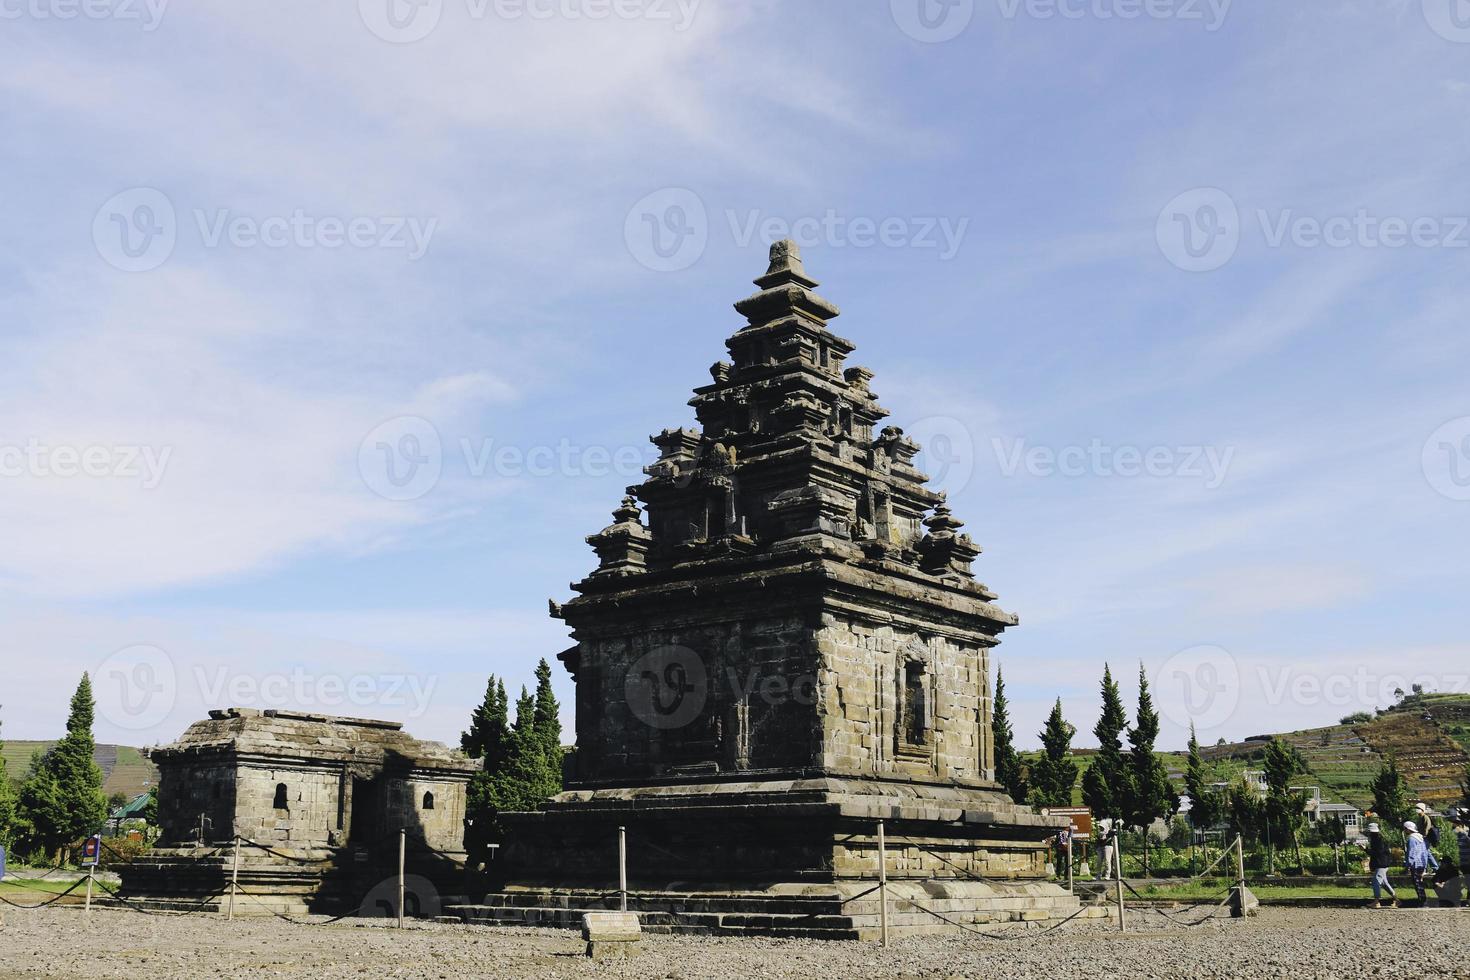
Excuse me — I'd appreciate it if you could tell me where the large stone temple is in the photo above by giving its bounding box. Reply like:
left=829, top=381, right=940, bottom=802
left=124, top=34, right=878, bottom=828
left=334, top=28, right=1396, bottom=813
left=464, top=241, right=1080, bottom=937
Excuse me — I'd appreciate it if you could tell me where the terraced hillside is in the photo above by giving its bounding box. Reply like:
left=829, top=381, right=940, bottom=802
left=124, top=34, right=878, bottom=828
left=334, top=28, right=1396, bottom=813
left=1, top=741, right=158, bottom=799
left=1018, top=694, right=1470, bottom=813
left=1200, top=695, right=1470, bottom=809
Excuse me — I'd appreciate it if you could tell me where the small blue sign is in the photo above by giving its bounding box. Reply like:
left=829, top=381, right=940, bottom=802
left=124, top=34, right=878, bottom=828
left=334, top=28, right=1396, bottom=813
left=0, top=844, right=7, bottom=879
left=83, top=835, right=102, bottom=866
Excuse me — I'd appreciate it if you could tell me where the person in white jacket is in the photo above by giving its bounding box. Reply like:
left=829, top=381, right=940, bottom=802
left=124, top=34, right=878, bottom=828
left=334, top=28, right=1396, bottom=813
left=1404, top=820, right=1438, bottom=904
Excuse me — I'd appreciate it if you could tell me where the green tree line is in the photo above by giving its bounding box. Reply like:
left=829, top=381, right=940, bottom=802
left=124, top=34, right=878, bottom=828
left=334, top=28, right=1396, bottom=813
left=460, top=658, right=564, bottom=867
left=0, top=674, right=109, bottom=862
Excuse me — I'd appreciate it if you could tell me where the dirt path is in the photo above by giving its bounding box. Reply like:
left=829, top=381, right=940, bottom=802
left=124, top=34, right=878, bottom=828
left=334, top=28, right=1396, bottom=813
left=1, top=905, right=1466, bottom=979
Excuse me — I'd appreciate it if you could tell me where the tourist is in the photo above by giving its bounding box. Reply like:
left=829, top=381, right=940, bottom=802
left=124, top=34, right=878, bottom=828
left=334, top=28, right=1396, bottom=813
left=1456, top=816, right=1470, bottom=909
left=1416, top=803, right=1440, bottom=848
left=1404, top=820, right=1438, bottom=904
left=1097, top=819, right=1117, bottom=881
left=1364, top=822, right=1396, bottom=908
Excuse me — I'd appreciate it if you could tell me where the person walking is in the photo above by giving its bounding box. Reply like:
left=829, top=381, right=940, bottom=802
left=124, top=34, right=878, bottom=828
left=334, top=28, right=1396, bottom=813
left=1404, top=820, right=1438, bottom=905
left=1364, top=822, right=1397, bottom=908
left=1456, top=815, right=1470, bottom=909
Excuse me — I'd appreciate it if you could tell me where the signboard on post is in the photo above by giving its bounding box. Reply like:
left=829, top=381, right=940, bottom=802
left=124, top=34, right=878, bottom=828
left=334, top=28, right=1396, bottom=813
left=82, top=834, right=102, bottom=866
left=1044, top=807, right=1093, bottom=837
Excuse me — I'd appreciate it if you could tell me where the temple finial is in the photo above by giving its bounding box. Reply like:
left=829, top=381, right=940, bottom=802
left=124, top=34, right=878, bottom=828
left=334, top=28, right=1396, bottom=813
left=751, top=238, right=821, bottom=292
left=765, top=239, right=806, bottom=278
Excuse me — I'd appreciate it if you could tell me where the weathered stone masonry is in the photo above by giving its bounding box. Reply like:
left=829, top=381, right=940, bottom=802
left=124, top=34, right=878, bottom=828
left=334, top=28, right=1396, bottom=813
left=122, top=708, right=474, bottom=915
left=467, top=242, right=1082, bottom=936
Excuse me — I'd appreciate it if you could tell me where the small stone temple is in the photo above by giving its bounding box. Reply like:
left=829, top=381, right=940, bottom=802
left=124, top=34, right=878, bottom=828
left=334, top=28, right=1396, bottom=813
left=120, top=708, right=475, bottom=916
left=464, top=242, right=1081, bottom=937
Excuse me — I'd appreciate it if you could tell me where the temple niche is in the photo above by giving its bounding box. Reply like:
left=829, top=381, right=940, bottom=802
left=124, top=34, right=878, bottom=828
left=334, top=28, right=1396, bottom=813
left=478, top=241, right=1080, bottom=937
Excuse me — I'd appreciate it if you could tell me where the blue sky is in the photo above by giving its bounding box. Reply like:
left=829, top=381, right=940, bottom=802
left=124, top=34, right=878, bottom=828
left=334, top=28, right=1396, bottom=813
left=3, top=0, right=1469, bottom=754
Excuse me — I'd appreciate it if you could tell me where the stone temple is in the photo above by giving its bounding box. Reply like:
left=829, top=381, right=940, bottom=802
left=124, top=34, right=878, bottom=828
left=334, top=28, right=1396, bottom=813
left=466, top=241, right=1080, bottom=937
left=121, top=708, right=474, bottom=916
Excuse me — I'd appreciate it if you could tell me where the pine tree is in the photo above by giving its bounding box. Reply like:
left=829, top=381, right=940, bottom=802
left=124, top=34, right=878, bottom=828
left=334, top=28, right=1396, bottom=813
left=1030, top=699, right=1078, bottom=809
left=1371, top=753, right=1410, bottom=827
left=1125, top=665, right=1176, bottom=876
left=18, top=674, right=107, bottom=859
left=461, top=676, right=510, bottom=865
left=991, top=668, right=1028, bottom=805
left=462, top=676, right=510, bottom=770
left=1082, top=664, right=1129, bottom=824
left=492, top=687, right=558, bottom=812
left=531, top=658, right=564, bottom=786
left=1261, top=737, right=1307, bottom=873
left=0, top=710, right=16, bottom=847
left=1183, top=724, right=1220, bottom=833
left=1224, top=778, right=1265, bottom=846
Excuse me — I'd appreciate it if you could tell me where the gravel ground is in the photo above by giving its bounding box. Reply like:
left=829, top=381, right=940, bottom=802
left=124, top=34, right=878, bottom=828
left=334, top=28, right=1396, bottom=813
left=1, top=905, right=1466, bottom=979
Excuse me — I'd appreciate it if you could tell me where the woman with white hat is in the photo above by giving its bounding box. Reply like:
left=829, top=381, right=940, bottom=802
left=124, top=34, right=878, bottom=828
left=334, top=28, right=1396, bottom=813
left=1404, top=819, right=1438, bottom=904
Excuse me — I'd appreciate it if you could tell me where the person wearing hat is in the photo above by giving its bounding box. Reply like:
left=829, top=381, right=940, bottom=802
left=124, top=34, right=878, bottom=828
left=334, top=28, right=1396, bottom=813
left=1364, top=821, right=1397, bottom=908
left=1404, top=819, right=1438, bottom=904
left=1456, top=814, right=1470, bottom=908
left=1416, top=803, right=1441, bottom=849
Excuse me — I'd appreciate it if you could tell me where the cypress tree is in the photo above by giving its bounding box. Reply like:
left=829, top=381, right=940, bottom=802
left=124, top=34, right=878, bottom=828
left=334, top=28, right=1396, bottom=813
left=1082, top=664, right=1129, bottom=824
left=1370, top=753, right=1410, bottom=828
left=531, top=658, right=564, bottom=787
left=1262, top=737, right=1307, bottom=873
left=992, top=668, right=1028, bottom=805
left=1183, top=724, right=1220, bottom=833
left=462, top=666, right=566, bottom=867
left=1030, top=699, right=1079, bottom=808
left=462, top=676, right=510, bottom=864
left=492, top=687, right=558, bottom=811
left=1125, top=665, right=1176, bottom=875
left=18, top=674, right=107, bottom=859
left=462, top=675, right=510, bottom=770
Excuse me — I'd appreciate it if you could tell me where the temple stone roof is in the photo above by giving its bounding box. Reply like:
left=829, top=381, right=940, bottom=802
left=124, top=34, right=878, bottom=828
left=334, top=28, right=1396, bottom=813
left=150, top=707, right=473, bottom=773
left=569, top=238, right=1002, bottom=605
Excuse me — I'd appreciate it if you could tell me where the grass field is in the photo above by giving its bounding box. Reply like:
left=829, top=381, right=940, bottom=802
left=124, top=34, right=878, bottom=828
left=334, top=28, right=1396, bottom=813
left=1132, top=880, right=1369, bottom=902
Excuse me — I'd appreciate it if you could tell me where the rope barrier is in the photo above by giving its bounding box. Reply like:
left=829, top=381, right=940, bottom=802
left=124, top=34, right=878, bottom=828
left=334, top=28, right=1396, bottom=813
left=232, top=885, right=367, bottom=926
left=95, top=883, right=234, bottom=917
left=1119, top=876, right=1233, bottom=926
left=902, top=895, right=1094, bottom=940
left=888, top=835, right=1018, bottom=886
left=233, top=836, right=339, bottom=864
left=0, top=877, right=88, bottom=909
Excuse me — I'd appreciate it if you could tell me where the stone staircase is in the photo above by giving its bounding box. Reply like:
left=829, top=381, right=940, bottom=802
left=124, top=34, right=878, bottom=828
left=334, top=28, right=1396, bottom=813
left=446, top=881, right=1101, bottom=939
